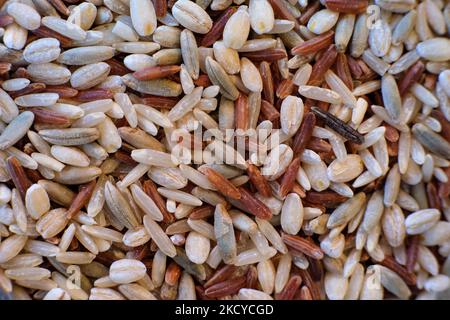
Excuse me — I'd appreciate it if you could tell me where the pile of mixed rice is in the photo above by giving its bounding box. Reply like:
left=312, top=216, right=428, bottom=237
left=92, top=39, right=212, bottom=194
left=0, top=0, right=449, bottom=300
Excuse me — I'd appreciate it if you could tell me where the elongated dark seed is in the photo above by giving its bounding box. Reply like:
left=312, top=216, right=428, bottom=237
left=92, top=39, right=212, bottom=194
left=311, top=107, right=364, bottom=144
